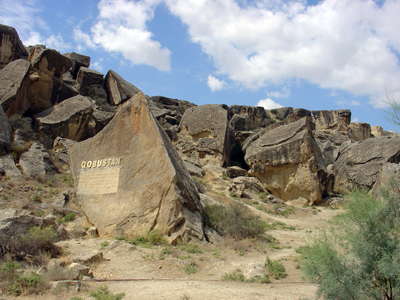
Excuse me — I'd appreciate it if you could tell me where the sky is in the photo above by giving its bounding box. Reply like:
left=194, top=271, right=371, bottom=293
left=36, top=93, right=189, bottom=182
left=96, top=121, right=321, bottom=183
left=1, top=0, right=400, bottom=131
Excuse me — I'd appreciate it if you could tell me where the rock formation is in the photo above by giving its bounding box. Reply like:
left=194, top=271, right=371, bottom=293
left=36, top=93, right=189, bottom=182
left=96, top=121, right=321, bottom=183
left=68, top=93, right=205, bottom=243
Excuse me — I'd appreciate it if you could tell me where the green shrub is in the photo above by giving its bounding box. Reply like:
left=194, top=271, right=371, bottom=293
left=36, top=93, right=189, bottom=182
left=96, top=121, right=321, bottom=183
left=204, top=203, right=267, bottom=240
left=183, top=262, right=199, bottom=274
left=90, top=286, right=125, bottom=300
left=300, top=186, right=400, bottom=300
left=265, top=258, right=287, bottom=280
left=59, top=212, right=76, bottom=223
left=129, top=231, right=167, bottom=247
left=222, top=269, right=246, bottom=282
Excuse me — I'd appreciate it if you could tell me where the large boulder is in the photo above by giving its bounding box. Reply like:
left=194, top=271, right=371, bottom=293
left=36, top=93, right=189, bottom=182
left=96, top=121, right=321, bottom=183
left=63, top=52, right=90, bottom=78
left=349, top=122, right=371, bottom=141
left=334, top=136, right=400, bottom=194
left=0, top=24, right=28, bottom=69
left=34, top=95, right=93, bottom=143
left=0, top=106, right=11, bottom=153
left=105, top=70, right=141, bottom=106
left=28, top=48, right=73, bottom=113
left=314, top=130, right=351, bottom=164
left=265, top=107, right=311, bottom=124
left=178, top=104, right=232, bottom=165
left=68, top=93, right=205, bottom=243
left=311, top=110, right=351, bottom=131
left=244, top=117, right=327, bottom=204
left=0, top=59, right=31, bottom=116
left=76, top=67, right=107, bottom=105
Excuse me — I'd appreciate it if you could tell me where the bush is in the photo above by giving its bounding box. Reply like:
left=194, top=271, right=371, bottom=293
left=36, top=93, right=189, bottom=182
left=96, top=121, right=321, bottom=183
left=183, top=262, right=199, bottom=274
left=300, top=187, right=400, bottom=300
left=129, top=231, right=167, bottom=247
left=223, top=269, right=246, bottom=281
left=265, top=257, right=287, bottom=280
left=204, top=203, right=267, bottom=240
left=90, top=286, right=125, bottom=300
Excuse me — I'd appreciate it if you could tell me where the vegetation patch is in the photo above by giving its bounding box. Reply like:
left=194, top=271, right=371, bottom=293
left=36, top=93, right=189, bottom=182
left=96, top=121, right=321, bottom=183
left=265, top=257, right=287, bottom=280
left=89, top=286, right=125, bottom=300
left=183, top=262, right=199, bottom=274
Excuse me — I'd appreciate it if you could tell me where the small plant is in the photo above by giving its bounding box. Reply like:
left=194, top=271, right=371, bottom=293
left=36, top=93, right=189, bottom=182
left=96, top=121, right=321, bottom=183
left=31, top=193, right=42, bottom=203
left=89, top=286, right=125, bottom=300
left=204, top=203, right=267, bottom=240
left=222, top=269, right=246, bottom=282
left=59, top=212, right=76, bottom=223
left=183, top=262, right=199, bottom=274
left=179, top=243, right=202, bottom=254
left=265, top=257, right=287, bottom=280
left=129, top=231, right=167, bottom=247
left=100, top=241, right=110, bottom=248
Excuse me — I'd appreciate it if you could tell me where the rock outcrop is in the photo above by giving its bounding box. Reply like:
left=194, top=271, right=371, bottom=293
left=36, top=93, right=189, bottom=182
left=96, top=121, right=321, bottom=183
left=349, top=122, right=371, bottom=141
left=0, top=106, right=11, bottom=153
left=68, top=93, right=205, bottom=243
left=334, top=136, right=400, bottom=194
left=76, top=67, right=107, bottom=106
left=105, top=70, right=141, bottom=106
left=244, top=117, right=327, bottom=204
left=64, top=52, right=90, bottom=78
left=311, top=110, right=351, bottom=131
left=0, top=24, right=28, bottom=69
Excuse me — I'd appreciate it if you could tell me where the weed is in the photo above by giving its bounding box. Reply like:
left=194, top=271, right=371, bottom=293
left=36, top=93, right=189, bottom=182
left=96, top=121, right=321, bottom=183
left=179, top=243, right=202, bottom=254
left=184, top=262, right=199, bottom=274
left=222, top=269, right=246, bottom=282
left=265, top=257, right=287, bottom=280
left=100, top=241, right=109, bottom=248
left=89, top=286, right=125, bottom=300
left=129, top=231, right=167, bottom=247
left=58, top=212, right=76, bottom=224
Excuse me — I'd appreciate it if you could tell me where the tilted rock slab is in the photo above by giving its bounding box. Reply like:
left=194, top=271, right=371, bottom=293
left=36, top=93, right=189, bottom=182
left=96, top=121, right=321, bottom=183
left=334, top=136, right=400, bottom=194
left=0, top=24, right=28, bottom=69
left=105, top=70, right=141, bottom=106
left=311, top=109, right=351, bottom=131
left=0, top=59, right=31, bottom=116
left=68, top=93, right=205, bottom=243
left=244, top=117, right=327, bottom=204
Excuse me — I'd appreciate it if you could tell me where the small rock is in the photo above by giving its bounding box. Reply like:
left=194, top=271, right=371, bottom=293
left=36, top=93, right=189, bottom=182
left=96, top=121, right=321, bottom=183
left=86, top=226, right=98, bottom=238
left=224, top=166, right=247, bottom=178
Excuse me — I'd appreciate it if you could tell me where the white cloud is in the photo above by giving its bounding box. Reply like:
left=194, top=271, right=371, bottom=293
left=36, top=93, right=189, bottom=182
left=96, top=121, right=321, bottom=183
left=88, top=0, right=171, bottom=71
left=336, top=99, right=361, bottom=107
left=165, top=0, right=400, bottom=107
left=267, top=86, right=291, bottom=98
left=207, top=75, right=226, bottom=91
left=257, top=98, right=283, bottom=109
left=73, top=28, right=96, bottom=49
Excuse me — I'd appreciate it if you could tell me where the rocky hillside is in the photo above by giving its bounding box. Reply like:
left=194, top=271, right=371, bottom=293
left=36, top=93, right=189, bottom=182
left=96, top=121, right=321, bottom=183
left=1, top=23, right=400, bottom=299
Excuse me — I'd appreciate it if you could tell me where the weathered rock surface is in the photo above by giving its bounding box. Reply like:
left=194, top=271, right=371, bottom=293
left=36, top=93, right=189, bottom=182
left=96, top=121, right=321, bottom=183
left=334, top=136, right=400, bottom=194
left=105, top=70, right=141, bottom=105
left=76, top=67, right=107, bottom=105
left=183, top=160, right=205, bottom=177
left=0, top=59, right=31, bottom=116
left=372, top=163, right=400, bottom=197
left=19, top=142, right=55, bottom=178
left=0, top=154, right=21, bottom=177
left=0, top=24, right=28, bottom=69
left=311, top=110, right=351, bottom=131
left=64, top=52, right=90, bottom=78
left=224, top=166, right=248, bottom=178
left=52, top=137, right=76, bottom=172
left=28, top=48, right=73, bottom=113
left=314, top=130, right=351, bottom=164
left=0, top=106, right=11, bottom=153
left=349, top=122, right=371, bottom=141
left=244, top=117, right=326, bottom=204
left=34, top=95, right=93, bottom=142
left=68, top=93, right=205, bottom=243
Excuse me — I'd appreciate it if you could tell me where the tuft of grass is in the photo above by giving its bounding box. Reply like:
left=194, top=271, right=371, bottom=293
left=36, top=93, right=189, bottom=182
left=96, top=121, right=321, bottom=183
left=223, top=269, right=246, bottom=281
left=89, top=286, right=125, bottom=300
left=128, top=231, right=167, bottom=248
left=265, top=257, right=287, bottom=280
left=179, top=243, right=203, bottom=254
left=204, top=203, right=267, bottom=240
left=100, top=241, right=110, bottom=248
left=58, top=212, right=76, bottom=224
left=183, top=262, right=199, bottom=274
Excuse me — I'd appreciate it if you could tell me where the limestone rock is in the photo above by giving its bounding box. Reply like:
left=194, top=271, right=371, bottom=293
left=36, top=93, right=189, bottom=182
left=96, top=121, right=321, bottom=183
left=334, top=136, right=400, bottom=194
left=76, top=67, right=107, bottom=105
left=105, top=70, right=141, bottom=105
left=68, top=93, right=205, bottom=243
left=0, top=154, right=21, bottom=177
left=349, top=122, right=371, bottom=141
left=229, top=105, right=272, bottom=132
left=55, top=239, right=104, bottom=264
left=19, top=142, right=55, bottom=178
left=63, top=52, right=90, bottom=78
left=0, top=106, right=10, bottom=153
left=265, top=107, right=311, bottom=124
left=34, top=95, right=93, bottom=142
left=0, top=59, right=31, bottom=116
left=0, top=24, right=28, bottom=69
left=314, top=130, right=351, bottom=164
left=311, top=110, right=351, bottom=131
left=42, top=260, right=91, bottom=281
left=244, top=117, right=326, bottom=204
left=224, top=166, right=248, bottom=178
left=371, top=125, right=395, bottom=137
left=91, top=105, right=116, bottom=133
left=183, top=160, right=205, bottom=177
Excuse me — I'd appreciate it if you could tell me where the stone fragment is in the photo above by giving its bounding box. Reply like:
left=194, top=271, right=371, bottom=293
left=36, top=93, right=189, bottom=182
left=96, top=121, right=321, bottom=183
left=0, top=24, right=28, bottom=69
left=0, top=154, right=21, bottom=177
left=105, top=70, right=141, bottom=105
left=224, top=166, right=248, bottom=178
left=55, top=239, right=104, bottom=264
left=68, top=93, right=205, bottom=243
left=349, top=122, right=371, bottom=141
left=34, top=95, right=93, bottom=142
left=244, top=117, right=327, bottom=204
left=334, top=136, right=400, bottom=194
left=63, top=52, right=90, bottom=77
left=0, top=59, right=31, bottom=116
left=19, top=142, right=54, bottom=178
left=52, top=137, right=76, bottom=172
left=183, top=160, right=205, bottom=177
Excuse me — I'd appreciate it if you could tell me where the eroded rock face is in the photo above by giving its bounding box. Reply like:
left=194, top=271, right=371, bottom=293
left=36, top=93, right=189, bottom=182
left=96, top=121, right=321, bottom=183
left=76, top=67, right=107, bottom=105
left=68, top=93, right=205, bottom=243
left=372, top=163, right=400, bottom=197
left=0, top=24, right=28, bottom=69
left=105, top=70, right=141, bottom=106
left=64, top=52, right=90, bottom=78
left=0, top=59, right=31, bottom=116
left=311, top=110, right=351, bottom=131
left=244, top=117, right=327, bottom=204
left=349, top=122, right=371, bottom=142
left=0, top=154, right=21, bottom=177
left=334, top=136, right=400, bottom=194
left=19, top=142, right=55, bottom=178
left=0, top=106, right=11, bottom=153
left=34, top=95, right=93, bottom=143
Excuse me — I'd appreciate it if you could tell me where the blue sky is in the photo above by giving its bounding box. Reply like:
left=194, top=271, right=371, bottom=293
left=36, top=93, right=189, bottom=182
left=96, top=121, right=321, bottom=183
left=1, top=0, right=400, bottom=131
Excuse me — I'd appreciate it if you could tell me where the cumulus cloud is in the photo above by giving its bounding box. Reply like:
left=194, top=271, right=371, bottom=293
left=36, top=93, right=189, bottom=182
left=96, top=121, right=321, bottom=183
left=257, top=98, right=283, bottom=109
left=88, top=0, right=171, bottom=71
left=73, top=28, right=96, bottom=49
left=207, top=75, right=226, bottom=91
left=267, top=86, right=291, bottom=99
left=165, top=0, right=400, bottom=107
